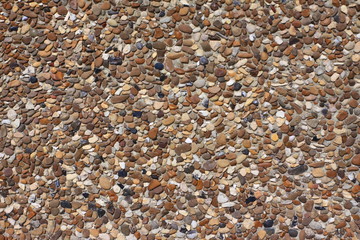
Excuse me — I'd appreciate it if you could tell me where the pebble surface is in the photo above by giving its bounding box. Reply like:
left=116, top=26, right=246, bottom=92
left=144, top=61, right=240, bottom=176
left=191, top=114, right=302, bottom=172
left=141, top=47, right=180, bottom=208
left=0, top=0, right=359, bottom=239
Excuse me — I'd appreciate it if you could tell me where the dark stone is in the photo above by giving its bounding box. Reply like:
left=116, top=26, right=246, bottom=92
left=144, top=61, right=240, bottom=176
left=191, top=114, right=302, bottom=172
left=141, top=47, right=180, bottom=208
left=88, top=202, right=97, bottom=210
left=146, top=43, right=153, bottom=49
left=132, top=111, right=142, bottom=118
left=289, top=37, right=299, bottom=45
left=233, top=82, right=242, bottom=91
left=128, top=128, right=137, bottom=134
left=263, top=219, right=274, bottom=228
left=264, top=228, right=275, bottom=235
left=288, top=164, right=308, bottom=175
left=246, top=196, right=256, bottom=204
left=242, top=149, right=250, bottom=155
left=118, top=170, right=127, bottom=178
left=82, top=193, right=89, bottom=198
left=202, top=99, right=209, bottom=108
left=154, top=62, right=164, bottom=70
left=289, top=229, right=298, bottom=237
left=60, top=200, right=72, bottom=209
left=159, top=11, right=165, bottom=17
left=9, top=26, right=18, bottom=32
left=184, top=166, right=194, bottom=174
left=108, top=10, right=119, bottom=15
left=108, top=57, right=122, bottom=65
left=312, top=136, right=320, bottom=141
left=158, top=92, right=164, bottom=98
left=159, top=74, right=167, bottom=81
left=97, top=208, right=106, bottom=217
left=199, top=56, right=208, bottom=65
left=151, top=174, right=159, bottom=179
left=29, top=76, right=38, bottom=83
left=136, top=42, right=143, bottom=49
left=123, top=188, right=134, bottom=196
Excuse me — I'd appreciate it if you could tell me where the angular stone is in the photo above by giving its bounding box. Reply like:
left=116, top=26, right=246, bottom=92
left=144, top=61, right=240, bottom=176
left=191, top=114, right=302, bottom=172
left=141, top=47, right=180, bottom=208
left=216, top=133, right=227, bottom=146
left=99, top=177, right=112, bottom=190
left=148, top=179, right=161, bottom=190
left=179, top=24, right=192, bottom=34
left=203, top=161, right=216, bottom=171
left=352, top=154, right=360, bottom=166
left=148, top=128, right=158, bottom=140
left=175, top=144, right=191, bottom=155
left=111, top=95, right=129, bottom=104
left=312, top=168, right=325, bottom=178
left=162, top=116, right=175, bottom=125
left=288, top=165, right=308, bottom=175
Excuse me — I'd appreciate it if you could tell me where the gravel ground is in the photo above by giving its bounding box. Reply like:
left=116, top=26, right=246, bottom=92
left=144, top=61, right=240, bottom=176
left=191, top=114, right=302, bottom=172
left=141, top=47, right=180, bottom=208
left=0, top=0, right=359, bottom=239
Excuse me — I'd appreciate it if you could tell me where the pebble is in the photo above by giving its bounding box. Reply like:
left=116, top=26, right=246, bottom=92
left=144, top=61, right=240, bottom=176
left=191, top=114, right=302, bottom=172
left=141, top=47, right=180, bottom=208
left=194, top=79, right=206, bottom=88
left=154, top=62, right=164, bottom=70
left=99, top=177, right=112, bottom=190
left=29, top=76, right=38, bottom=83
left=312, top=168, right=325, bottom=178
left=263, top=219, right=274, bottom=228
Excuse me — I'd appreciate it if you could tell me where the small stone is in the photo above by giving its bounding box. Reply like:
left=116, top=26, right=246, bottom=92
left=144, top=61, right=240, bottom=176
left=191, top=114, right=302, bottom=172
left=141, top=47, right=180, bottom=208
left=263, top=219, right=274, bottom=228
left=271, top=133, right=279, bottom=141
left=154, top=62, right=164, bottom=70
left=153, top=42, right=166, bottom=50
left=214, top=68, right=226, bottom=77
left=233, top=82, right=242, bottom=91
left=8, top=80, right=21, bottom=87
left=258, top=230, right=266, bottom=239
left=29, top=76, right=38, bottom=83
left=246, top=24, right=256, bottom=33
left=217, top=159, right=229, bottom=168
left=148, top=128, right=158, bottom=140
left=336, top=110, right=348, bottom=121
left=203, top=161, right=216, bottom=171
left=243, top=219, right=254, bottom=229
left=216, top=133, right=227, bottom=146
left=304, top=200, right=314, bottom=212
left=148, top=179, right=161, bottom=190
left=99, top=177, right=112, bottom=190
left=199, top=56, right=208, bottom=65
left=352, top=154, right=360, bottom=166
left=162, top=116, right=175, bottom=125
left=121, top=225, right=131, bottom=236
left=23, top=10, right=37, bottom=18
left=289, top=229, right=298, bottom=237
left=288, top=165, right=308, bottom=175
left=194, top=79, right=206, bottom=88
left=107, top=19, right=118, bottom=27
left=217, top=192, right=229, bottom=203
left=175, top=144, right=191, bottom=155
left=111, top=95, right=129, bottom=103
left=7, top=109, right=17, bottom=120
left=312, top=168, right=325, bottom=178
left=179, top=24, right=192, bottom=33
left=4, top=168, right=13, bottom=177
left=60, top=200, right=72, bottom=209
left=101, top=1, right=111, bottom=10
left=57, top=6, right=68, bottom=15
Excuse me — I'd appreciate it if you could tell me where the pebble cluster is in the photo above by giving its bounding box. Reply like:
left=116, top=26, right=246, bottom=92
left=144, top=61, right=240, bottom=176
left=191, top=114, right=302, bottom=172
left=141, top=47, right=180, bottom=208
left=0, top=0, right=359, bottom=239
